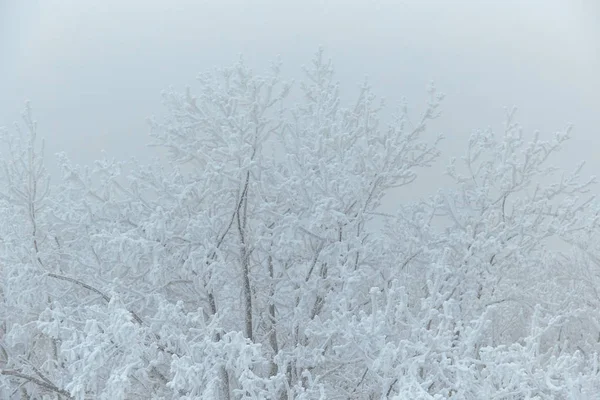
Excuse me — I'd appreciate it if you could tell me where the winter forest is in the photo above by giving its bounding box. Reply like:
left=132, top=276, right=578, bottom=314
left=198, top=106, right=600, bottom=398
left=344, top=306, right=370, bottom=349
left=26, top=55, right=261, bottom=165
left=0, top=50, right=599, bottom=399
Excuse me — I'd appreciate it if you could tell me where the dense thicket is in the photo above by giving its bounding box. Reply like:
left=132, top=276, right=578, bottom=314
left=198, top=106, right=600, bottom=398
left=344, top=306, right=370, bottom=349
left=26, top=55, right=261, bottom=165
left=1, top=51, right=599, bottom=399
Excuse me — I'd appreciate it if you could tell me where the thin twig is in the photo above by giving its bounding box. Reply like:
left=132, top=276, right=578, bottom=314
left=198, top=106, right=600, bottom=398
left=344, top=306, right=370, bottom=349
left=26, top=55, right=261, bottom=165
left=47, top=273, right=143, bottom=324
left=1, top=370, right=72, bottom=399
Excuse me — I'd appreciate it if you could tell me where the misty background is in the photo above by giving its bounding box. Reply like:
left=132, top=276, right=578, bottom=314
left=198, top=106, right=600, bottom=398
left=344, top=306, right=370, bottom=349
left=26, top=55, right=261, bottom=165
left=1, top=0, right=599, bottom=200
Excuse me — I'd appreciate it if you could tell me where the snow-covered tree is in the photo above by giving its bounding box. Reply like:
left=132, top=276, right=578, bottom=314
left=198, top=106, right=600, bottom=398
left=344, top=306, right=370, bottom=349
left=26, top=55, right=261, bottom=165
left=1, top=51, right=599, bottom=399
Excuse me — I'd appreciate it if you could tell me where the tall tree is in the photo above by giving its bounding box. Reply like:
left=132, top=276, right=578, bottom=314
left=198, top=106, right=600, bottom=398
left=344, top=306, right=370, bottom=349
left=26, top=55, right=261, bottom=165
left=1, top=52, right=599, bottom=399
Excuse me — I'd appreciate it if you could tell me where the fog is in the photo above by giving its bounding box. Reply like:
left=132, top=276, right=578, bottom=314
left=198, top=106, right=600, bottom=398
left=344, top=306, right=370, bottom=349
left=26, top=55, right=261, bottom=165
left=1, top=0, right=599, bottom=194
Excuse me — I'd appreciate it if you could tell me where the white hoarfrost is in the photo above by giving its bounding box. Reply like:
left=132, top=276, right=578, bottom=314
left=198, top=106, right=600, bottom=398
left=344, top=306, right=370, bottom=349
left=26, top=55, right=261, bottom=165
left=0, top=51, right=599, bottom=399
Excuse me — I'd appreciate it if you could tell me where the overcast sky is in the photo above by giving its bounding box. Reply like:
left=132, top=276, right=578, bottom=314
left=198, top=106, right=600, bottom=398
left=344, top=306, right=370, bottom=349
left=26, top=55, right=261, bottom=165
left=1, top=0, right=599, bottom=197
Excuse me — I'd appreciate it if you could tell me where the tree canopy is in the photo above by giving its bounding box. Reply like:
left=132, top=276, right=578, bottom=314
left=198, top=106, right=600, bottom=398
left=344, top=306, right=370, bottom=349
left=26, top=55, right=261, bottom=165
left=0, top=50, right=599, bottom=399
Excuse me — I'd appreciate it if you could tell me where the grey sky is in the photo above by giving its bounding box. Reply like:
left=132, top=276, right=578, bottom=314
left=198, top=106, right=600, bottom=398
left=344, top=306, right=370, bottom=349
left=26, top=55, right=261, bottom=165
left=1, top=0, right=599, bottom=196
